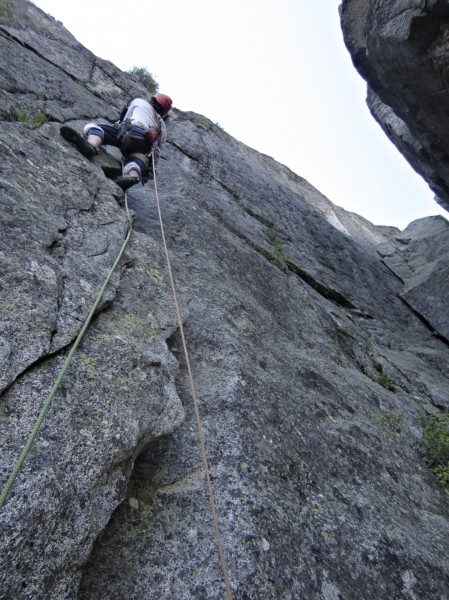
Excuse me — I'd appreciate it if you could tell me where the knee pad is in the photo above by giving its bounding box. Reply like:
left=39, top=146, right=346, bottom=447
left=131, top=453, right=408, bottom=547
left=124, top=153, right=150, bottom=180
left=123, top=161, right=142, bottom=180
left=83, top=123, right=105, bottom=139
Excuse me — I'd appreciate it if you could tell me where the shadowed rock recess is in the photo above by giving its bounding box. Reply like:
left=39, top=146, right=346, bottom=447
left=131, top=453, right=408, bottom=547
left=1, top=1, right=448, bottom=599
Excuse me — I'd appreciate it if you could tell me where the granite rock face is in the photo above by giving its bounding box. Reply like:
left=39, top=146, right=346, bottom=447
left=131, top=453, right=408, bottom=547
left=378, top=215, right=449, bottom=344
left=1, top=2, right=185, bottom=598
left=1, top=2, right=449, bottom=599
left=340, top=0, right=449, bottom=212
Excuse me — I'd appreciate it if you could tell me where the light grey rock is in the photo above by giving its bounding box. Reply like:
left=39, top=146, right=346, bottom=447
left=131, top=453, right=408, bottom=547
left=1, top=3, right=185, bottom=598
left=78, top=111, right=449, bottom=600
left=380, top=215, right=449, bottom=344
left=1, top=2, right=449, bottom=600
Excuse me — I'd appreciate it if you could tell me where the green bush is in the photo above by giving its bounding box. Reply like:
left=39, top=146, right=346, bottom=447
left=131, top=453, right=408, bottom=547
left=195, top=116, right=210, bottom=130
left=32, top=109, right=48, bottom=128
left=15, top=108, right=48, bottom=128
left=420, top=413, right=449, bottom=491
left=366, top=410, right=402, bottom=433
left=0, top=0, right=13, bottom=17
left=16, top=108, right=29, bottom=123
left=377, top=372, right=396, bottom=392
left=126, top=66, right=159, bottom=94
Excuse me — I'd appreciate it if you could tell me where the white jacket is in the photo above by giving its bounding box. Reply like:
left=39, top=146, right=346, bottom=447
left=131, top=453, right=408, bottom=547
left=122, top=98, right=167, bottom=144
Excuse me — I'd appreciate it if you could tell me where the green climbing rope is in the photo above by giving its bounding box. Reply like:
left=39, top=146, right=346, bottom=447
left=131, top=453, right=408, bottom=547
left=0, top=192, right=132, bottom=510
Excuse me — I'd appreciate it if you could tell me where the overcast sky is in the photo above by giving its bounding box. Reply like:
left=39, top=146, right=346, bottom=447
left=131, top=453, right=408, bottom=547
left=32, top=0, right=448, bottom=230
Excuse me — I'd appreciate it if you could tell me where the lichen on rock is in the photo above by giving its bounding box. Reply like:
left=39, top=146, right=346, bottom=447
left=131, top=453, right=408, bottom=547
left=1, top=2, right=449, bottom=599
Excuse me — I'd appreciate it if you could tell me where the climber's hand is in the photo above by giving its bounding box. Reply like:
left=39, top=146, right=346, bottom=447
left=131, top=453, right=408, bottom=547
left=144, top=127, right=159, bottom=145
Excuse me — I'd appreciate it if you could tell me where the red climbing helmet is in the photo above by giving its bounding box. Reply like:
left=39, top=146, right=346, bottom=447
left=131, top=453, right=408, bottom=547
left=153, top=93, right=173, bottom=116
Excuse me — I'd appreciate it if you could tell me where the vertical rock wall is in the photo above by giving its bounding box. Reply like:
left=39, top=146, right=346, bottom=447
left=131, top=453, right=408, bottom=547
left=1, top=2, right=449, bottom=598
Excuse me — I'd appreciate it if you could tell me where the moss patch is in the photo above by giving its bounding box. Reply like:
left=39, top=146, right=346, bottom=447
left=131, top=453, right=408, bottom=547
left=420, top=413, right=449, bottom=491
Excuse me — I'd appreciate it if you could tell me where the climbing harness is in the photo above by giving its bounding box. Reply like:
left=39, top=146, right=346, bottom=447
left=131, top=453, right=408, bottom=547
left=0, top=152, right=233, bottom=600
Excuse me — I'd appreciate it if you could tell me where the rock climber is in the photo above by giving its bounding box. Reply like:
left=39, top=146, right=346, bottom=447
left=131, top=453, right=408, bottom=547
left=60, top=93, right=173, bottom=190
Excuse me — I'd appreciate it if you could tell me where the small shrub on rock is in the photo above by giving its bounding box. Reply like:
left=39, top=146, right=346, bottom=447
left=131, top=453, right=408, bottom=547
left=420, top=413, right=449, bottom=491
left=126, top=66, right=159, bottom=94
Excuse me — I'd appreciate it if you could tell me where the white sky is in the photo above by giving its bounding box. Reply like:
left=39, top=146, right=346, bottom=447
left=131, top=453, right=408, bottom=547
left=32, top=0, right=448, bottom=229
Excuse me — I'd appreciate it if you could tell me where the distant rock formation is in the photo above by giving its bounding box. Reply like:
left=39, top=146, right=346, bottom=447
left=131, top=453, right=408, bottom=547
left=1, top=1, right=448, bottom=599
left=340, top=0, right=449, bottom=213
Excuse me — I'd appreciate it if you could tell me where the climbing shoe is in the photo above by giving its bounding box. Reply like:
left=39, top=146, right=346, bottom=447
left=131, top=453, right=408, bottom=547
left=60, top=126, right=98, bottom=159
left=115, top=176, right=140, bottom=191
